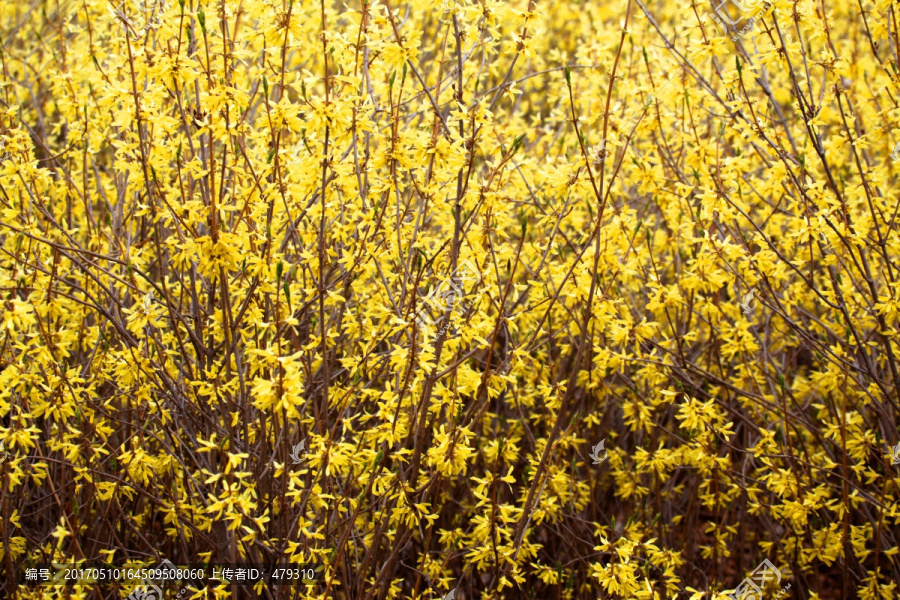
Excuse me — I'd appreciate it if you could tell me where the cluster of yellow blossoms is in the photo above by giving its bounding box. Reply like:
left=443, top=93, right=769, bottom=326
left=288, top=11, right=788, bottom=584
left=1, top=0, right=900, bottom=597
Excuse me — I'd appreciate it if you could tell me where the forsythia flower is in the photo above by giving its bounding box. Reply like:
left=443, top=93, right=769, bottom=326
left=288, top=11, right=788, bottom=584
left=0, top=0, right=896, bottom=597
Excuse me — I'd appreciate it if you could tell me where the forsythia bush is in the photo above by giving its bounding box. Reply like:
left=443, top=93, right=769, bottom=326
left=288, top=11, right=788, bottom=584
left=2, top=0, right=900, bottom=597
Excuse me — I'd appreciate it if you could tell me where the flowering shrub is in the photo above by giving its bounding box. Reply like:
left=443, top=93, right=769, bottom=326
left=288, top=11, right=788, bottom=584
left=1, top=0, right=900, bottom=598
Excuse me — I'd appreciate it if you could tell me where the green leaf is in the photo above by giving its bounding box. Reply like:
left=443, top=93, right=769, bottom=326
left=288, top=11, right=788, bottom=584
left=512, top=133, right=525, bottom=155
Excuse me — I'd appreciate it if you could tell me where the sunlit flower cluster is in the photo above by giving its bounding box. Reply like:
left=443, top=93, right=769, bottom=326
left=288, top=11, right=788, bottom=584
left=2, top=0, right=900, bottom=597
